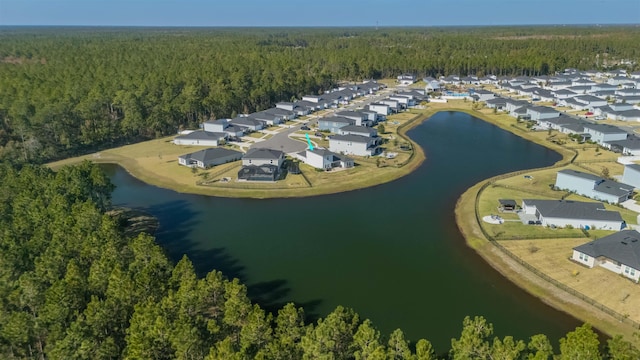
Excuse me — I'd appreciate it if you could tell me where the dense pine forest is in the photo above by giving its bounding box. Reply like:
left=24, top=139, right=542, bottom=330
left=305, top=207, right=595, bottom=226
left=2, top=27, right=640, bottom=358
left=1, top=161, right=639, bottom=359
left=0, top=26, right=639, bottom=164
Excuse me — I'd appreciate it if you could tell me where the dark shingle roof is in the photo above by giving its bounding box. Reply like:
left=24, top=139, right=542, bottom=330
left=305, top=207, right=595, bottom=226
left=180, top=148, right=242, bottom=163
left=330, top=134, right=372, bottom=143
left=243, top=148, right=284, bottom=160
left=175, top=131, right=226, bottom=141
left=574, top=231, right=640, bottom=270
left=523, top=199, right=623, bottom=222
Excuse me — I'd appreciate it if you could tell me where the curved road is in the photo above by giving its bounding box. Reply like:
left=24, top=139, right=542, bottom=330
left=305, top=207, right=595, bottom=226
left=250, top=87, right=396, bottom=154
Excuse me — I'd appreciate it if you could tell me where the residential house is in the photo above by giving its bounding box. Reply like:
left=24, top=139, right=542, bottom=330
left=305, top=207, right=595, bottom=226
left=618, top=96, right=640, bottom=105
left=622, top=164, right=640, bottom=188
left=248, top=111, right=284, bottom=126
left=547, top=80, right=573, bottom=91
left=338, top=125, right=377, bottom=137
left=552, top=89, right=578, bottom=100
left=276, top=102, right=310, bottom=116
left=527, top=106, right=560, bottom=121
left=329, top=134, right=379, bottom=156
left=574, top=95, right=607, bottom=109
left=367, top=103, right=392, bottom=117
left=178, top=148, right=243, bottom=169
left=554, top=169, right=633, bottom=204
left=229, top=117, right=264, bottom=132
left=608, top=76, right=630, bottom=86
left=582, top=124, right=628, bottom=145
left=616, top=88, right=640, bottom=97
left=173, top=131, right=227, bottom=146
left=389, top=94, right=415, bottom=108
left=317, top=117, right=355, bottom=133
left=423, top=77, right=441, bottom=92
left=572, top=231, right=640, bottom=282
left=521, top=199, right=625, bottom=230
left=472, top=89, right=495, bottom=102
left=485, top=97, right=506, bottom=110
left=295, top=148, right=354, bottom=170
left=397, top=73, right=417, bottom=85
left=606, top=136, right=640, bottom=155
left=264, top=107, right=296, bottom=121
left=242, top=148, right=285, bottom=168
left=379, top=99, right=401, bottom=112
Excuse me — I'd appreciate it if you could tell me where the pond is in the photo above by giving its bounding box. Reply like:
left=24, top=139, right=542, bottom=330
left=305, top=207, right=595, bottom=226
left=104, top=111, right=577, bottom=353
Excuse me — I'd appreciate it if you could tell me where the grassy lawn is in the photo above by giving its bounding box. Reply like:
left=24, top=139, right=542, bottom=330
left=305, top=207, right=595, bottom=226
left=500, top=238, right=640, bottom=324
left=247, top=132, right=265, bottom=139
left=48, top=104, right=430, bottom=198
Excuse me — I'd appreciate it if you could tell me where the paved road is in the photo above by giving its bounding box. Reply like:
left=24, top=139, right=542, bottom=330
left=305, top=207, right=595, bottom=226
left=250, top=87, right=397, bottom=154
left=250, top=124, right=308, bottom=153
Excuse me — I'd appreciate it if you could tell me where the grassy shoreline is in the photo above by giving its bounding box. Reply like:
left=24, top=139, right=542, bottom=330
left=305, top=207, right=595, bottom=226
left=451, top=103, right=640, bottom=345
left=49, top=100, right=640, bottom=344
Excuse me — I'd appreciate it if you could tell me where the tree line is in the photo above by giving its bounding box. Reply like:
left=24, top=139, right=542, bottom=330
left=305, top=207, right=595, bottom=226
left=0, top=26, right=639, bottom=164
left=0, top=161, right=639, bottom=359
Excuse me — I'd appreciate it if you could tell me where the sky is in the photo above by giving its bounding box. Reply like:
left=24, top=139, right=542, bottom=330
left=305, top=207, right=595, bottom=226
left=0, top=0, right=639, bottom=27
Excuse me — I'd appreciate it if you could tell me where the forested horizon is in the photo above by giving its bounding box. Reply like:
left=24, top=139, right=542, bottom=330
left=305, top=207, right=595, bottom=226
left=1, top=161, right=639, bottom=359
left=0, top=26, right=639, bottom=164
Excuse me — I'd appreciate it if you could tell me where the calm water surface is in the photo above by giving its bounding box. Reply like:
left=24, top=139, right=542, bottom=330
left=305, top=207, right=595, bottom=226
left=104, top=111, right=579, bottom=352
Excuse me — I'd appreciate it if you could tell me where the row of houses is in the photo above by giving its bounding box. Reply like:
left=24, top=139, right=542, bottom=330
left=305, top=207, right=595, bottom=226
left=179, top=147, right=286, bottom=181
left=173, top=80, right=386, bottom=147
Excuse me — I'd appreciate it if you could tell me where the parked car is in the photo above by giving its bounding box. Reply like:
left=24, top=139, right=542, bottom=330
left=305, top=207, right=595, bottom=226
left=301, top=126, right=310, bottom=130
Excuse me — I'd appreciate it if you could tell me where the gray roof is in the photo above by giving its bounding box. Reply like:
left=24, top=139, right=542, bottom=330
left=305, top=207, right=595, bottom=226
left=243, top=148, right=284, bottom=160
left=175, top=131, right=226, bottom=141
left=574, top=231, right=640, bottom=270
left=230, top=117, right=263, bottom=127
left=335, top=111, right=366, bottom=119
left=523, top=199, right=623, bottom=222
left=486, top=97, right=507, bottom=104
left=319, top=116, right=356, bottom=125
left=513, top=106, right=530, bottom=114
left=308, top=148, right=353, bottom=162
left=264, top=108, right=295, bottom=117
left=340, top=125, right=376, bottom=135
left=583, top=123, right=627, bottom=134
left=528, top=106, right=558, bottom=114
left=330, top=134, right=372, bottom=144
left=594, top=181, right=634, bottom=198
left=203, top=119, right=228, bottom=125
left=574, top=95, right=606, bottom=103
left=179, top=148, right=242, bottom=163
left=609, top=136, right=640, bottom=150
left=545, top=115, right=583, bottom=126
left=553, top=89, right=577, bottom=95
left=561, top=123, right=586, bottom=133
left=557, top=169, right=602, bottom=182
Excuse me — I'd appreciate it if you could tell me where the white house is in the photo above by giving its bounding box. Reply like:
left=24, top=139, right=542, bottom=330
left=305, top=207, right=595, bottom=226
left=178, top=148, right=243, bottom=169
left=338, top=125, right=377, bottom=137
left=295, top=148, right=354, bottom=170
left=329, top=134, right=379, bottom=156
left=622, top=164, right=640, bottom=189
left=317, top=117, right=355, bottom=133
left=424, top=77, right=440, bottom=92
left=242, top=148, right=285, bottom=168
left=606, top=136, right=640, bottom=155
left=555, top=169, right=633, bottom=204
left=397, top=73, right=417, bottom=85
left=203, top=118, right=245, bottom=137
left=527, top=106, right=560, bottom=121
left=521, top=199, right=625, bottom=230
left=582, top=124, right=627, bottom=146
left=173, top=131, right=227, bottom=146
left=573, top=95, right=607, bottom=110
left=230, top=117, right=264, bottom=131
left=367, top=103, right=391, bottom=117
left=572, top=231, right=640, bottom=283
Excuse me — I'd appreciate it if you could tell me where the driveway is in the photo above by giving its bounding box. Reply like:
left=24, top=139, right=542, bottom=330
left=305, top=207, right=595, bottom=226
left=250, top=124, right=308, bottom=154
